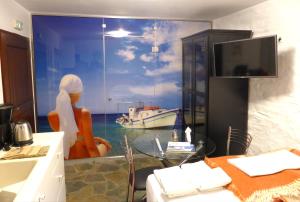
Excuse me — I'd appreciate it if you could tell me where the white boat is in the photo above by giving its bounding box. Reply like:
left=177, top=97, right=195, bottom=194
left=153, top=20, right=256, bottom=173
left=116, top=106, right=179, bottom=129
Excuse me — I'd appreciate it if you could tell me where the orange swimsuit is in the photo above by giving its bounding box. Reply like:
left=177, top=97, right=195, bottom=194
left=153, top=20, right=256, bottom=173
left=48, top=107, right=111, bottom=159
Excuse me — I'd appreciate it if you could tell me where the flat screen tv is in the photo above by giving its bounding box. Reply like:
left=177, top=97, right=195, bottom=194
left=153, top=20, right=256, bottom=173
left=213, top=35, right=278, bottom=78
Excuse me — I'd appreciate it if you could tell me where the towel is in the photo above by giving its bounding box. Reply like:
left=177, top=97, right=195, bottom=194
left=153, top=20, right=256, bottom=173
left=181, top=161, right=232, bottom=191
left=153, top=161, right=232, bottom=198
left=154, top=166, right=198, bottom=198
left=1, top=146, right=49, bottom=160
left=198, top=167, right=232, bottom=191
left=228, top=149, right=300, bottom=177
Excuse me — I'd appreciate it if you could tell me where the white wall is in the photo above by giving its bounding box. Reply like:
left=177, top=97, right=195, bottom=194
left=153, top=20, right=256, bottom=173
left=0, top=0, right=31, bottom=104
left=213, top=0, right=300, bottom=154
left=0, top=0, right=31, bottom=37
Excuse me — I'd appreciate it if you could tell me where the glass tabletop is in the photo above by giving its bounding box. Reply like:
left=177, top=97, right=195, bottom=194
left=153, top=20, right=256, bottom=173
left=133, top=132, right=216, bottom=160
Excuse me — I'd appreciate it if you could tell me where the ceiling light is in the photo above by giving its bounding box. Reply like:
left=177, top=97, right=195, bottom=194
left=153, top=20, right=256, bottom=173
left=106, top=28, right=131, bottom=38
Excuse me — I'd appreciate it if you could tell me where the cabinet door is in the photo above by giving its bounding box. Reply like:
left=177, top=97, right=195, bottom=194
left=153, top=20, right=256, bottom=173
left=56, top=184, right=66, bottom=202
left=34, top=140, right=65, bottom=202
left=193, top=37, right=208, bottom=144
left=182, top=41, right=194, bottom=131
left=182, top=40, right=193, bottom=92
left=0, top=31, right=35, bottom=130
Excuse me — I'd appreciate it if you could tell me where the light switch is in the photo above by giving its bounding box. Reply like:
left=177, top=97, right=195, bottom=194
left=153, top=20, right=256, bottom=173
left=13, top=20, right=23, bottom=31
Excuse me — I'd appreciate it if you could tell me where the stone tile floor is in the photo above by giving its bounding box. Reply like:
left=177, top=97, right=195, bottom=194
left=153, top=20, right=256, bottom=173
left=65, top=155, right=163, bottom=202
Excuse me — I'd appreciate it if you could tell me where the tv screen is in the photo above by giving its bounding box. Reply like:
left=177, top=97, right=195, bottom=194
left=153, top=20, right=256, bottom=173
left=214, top=36, right=277, bottom=77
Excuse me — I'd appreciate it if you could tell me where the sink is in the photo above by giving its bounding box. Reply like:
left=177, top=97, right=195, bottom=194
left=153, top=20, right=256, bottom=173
left=0, top=159, right=37, bottom=202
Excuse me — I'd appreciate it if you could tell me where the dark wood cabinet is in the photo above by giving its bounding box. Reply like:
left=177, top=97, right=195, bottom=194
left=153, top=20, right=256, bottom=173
left=0, top=30, right=35, bottom=131
left=182, top=29, right=252, bottom=156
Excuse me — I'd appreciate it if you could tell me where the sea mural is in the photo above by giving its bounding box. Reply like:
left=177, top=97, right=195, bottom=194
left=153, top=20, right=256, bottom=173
left=32, top=16, right=211, bottom=158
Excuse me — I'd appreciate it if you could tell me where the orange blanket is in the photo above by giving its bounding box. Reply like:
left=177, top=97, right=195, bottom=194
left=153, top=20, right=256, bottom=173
left=205, top=149, right=300, bottom=202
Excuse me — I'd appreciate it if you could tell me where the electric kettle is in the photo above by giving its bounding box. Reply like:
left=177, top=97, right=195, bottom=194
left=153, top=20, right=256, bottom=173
left=13, top=121, right=33, bottom=146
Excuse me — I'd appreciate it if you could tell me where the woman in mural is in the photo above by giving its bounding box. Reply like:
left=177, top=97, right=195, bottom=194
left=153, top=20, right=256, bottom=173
left=48, top=74, right=112, bottom=159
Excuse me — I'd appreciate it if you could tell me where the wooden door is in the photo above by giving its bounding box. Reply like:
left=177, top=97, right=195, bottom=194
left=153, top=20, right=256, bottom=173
left=0, top=30, right=35, bottom=131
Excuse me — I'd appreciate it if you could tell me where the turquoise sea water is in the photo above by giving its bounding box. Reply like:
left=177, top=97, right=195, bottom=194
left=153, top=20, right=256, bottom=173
left=38, top=113, right=182, bottom=156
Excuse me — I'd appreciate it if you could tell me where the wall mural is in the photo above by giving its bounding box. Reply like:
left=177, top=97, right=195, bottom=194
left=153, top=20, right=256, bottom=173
left=32, top=15, right=211, bottom=159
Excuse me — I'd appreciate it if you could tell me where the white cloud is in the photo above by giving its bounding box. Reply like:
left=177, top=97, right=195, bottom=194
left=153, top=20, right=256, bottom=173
left=116, top=70, right=129, bottom=74
left=109, top=84, right=133, bottom=100
left=140, top=53, right=154, bottom=62
left=136, top=21, right=208, bottom=46
left=135, top=21, right=210, bottom=76
left=116, top=45, right=137, bottom=61
left=145, top=63, right=180, bottom=76
left=48, top=67, right=58, bottom=73
left=127, top=45, right=138, bottom=50
left=129, top=82, right=179, bottom=96
left=142, top=66, right=147, bottom=70
left=145, top=40, right=182, bottom=76
left=108, top=68, right=129, bottom=74
left=116, top=50, right=135, bottom=61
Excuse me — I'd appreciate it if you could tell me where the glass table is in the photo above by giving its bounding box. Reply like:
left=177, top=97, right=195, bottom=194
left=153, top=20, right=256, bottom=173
left=133, top=132, right=216, bottom=161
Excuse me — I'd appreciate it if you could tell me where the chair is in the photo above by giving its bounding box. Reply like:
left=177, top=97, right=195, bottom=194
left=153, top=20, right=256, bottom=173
left=226, top=126, right=252, bottom=155
left=126, top=147, right=135, bottom=202
left=122, top=135, right=162, bottom=202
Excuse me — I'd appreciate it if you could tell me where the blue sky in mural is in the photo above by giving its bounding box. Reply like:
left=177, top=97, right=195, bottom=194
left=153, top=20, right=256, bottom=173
left=33, top=16, right=210, bottom=115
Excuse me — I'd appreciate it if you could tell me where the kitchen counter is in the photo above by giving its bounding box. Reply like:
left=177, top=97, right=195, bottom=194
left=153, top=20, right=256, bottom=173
left=0, top=132, right=65, bottom=202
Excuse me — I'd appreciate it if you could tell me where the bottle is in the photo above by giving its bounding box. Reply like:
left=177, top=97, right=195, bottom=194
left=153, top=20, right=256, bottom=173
left=185, top=127, right=192, bottom=143
left=172, top=129, right=178, bottom=142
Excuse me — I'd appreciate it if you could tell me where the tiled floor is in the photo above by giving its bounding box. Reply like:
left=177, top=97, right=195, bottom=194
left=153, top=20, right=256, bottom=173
left=65, top=155, right=163, bottom=202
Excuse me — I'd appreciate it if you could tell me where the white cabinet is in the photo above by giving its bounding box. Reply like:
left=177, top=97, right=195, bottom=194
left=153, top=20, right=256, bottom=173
left=56, top=183, right=66, bottom=202
left=11, top=132, right=66, bottom=202
left=34, top=137, right=66, bottom=202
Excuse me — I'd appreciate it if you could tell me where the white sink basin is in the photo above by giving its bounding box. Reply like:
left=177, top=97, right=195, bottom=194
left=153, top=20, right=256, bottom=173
left=0, top=159, right=37, bottom=202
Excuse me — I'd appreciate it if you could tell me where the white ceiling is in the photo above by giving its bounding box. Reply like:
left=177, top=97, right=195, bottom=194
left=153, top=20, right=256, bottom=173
left=14, top=0, right=267, bottom=20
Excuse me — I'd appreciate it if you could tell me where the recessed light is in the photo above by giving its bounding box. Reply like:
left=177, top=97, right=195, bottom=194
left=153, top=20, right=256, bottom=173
left=106, top=28, right=131, bottom=38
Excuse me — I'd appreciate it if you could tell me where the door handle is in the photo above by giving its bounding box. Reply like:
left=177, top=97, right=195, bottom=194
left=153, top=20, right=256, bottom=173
left=56, top=152, right=62, bottom=159
left=57, top=175, right=64, bottom=183
left=38, top=193, right=46, bottom=201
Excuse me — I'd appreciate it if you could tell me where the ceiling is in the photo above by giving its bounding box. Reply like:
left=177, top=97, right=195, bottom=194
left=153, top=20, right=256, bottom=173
left=15, top=0, right=267, bottom=20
